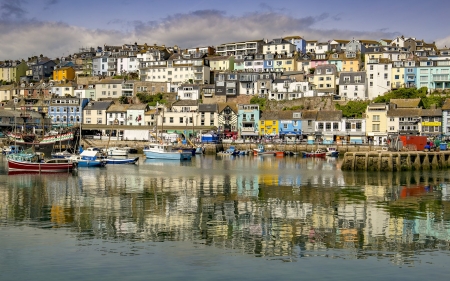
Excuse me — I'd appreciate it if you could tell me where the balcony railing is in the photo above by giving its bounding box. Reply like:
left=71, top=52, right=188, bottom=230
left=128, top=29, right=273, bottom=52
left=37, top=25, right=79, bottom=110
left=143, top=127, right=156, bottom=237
left=433, top=74, right=450, bottom=82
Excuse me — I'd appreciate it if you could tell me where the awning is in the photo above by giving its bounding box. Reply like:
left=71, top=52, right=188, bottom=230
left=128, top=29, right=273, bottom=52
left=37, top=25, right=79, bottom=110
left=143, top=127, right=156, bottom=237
left=280, top=131, right=301, bottom=135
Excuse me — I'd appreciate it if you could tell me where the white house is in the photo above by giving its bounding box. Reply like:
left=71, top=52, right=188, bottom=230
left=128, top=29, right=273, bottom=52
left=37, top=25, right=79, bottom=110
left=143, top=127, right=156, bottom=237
left=95, top=79, right=124, bottom=99
left=338, top=71, right=368, bottom=100
left=126, top=104, right=148, bottom=126
left=177, top=84, right=200, bottom=100
left=367, top=58, right=392, bottom=99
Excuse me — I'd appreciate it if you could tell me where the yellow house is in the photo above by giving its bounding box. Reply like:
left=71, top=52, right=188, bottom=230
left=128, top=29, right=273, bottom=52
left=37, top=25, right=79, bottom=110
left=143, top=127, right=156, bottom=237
left=273, top=54, right=297, bottom=72
left=364, top=52, right=383, bottom=71
left=365, top=103, right=389, bottom=145
left=391, top=66, right=405, bottom=89
left=209, top=55, right=235, bottom=71
left=0, top=61, right=28, bottom=82
left=313, top=64, right=338, bottom=95
left=259, top=111, right=280, bottom=136
left=53, top=66, right=75, bottom=81
left=342, top=52, right=361, bottom=72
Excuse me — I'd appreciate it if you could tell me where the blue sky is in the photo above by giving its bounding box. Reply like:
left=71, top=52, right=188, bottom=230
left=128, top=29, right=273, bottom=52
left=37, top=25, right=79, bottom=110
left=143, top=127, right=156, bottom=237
left=1, top=0, right=450, bottom=60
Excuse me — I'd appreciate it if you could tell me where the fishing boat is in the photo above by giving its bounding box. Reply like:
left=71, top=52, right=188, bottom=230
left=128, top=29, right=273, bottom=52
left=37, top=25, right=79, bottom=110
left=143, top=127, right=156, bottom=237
left=253, top=144, right=275, bottom=156
left=103, top=146, right=129, bottom=157
left=143, top=143, right=192, bottom=160
left=7, top=150, right=75, bottom=172
left=105, top=156, right=139, bottom=165
left=302, top=149, right=326, bottom=158
left=217, top=146, right=239, bottom=156
left=195, top=146, right=205, bottom=154
left=67, top=150, right=107, bottom=167
left=325, top=147, right=339, bottom=157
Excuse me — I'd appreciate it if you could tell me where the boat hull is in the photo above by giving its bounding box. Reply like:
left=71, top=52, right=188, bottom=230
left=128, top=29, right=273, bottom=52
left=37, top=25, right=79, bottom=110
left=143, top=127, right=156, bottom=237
left=105, top=157, right=139, bottom=164
left=7, top=158, right=74, bottom=172
left=76, top=160, right=106, bottom=167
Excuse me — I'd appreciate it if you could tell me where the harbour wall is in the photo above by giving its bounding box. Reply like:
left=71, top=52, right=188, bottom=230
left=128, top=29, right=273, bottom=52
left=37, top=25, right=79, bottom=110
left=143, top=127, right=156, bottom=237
left=341, top=151, right=450, bottom=171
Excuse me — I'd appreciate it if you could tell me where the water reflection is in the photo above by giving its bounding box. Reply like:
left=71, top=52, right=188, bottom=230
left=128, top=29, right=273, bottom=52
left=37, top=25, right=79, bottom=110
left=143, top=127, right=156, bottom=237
left=1, top=155, right=450, bottom=266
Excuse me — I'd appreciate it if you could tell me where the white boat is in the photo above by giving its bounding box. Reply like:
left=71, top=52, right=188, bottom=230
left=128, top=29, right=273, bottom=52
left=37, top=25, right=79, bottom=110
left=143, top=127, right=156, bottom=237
left=143, top=143, right=192, bottom=160
left=103, top=147, right=128, bottom=157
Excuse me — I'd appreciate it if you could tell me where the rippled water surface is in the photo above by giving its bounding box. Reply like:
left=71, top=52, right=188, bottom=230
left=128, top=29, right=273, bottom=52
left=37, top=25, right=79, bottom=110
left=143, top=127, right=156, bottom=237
left=1, top=154, right=450, bottom=280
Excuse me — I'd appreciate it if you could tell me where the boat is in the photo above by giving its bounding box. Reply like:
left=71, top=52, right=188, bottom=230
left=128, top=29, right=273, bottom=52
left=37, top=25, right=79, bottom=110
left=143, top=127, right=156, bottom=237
left=326, top=147, right=339, bottom=157
left=51, top=150, right=73, bottom=159
left=6, top=150, right=75, bottom=172
left=253, top=144, right=275, bottom=156
left=302, top=149, right=327, bottom=158
left=143, top=143, right=192, bottom=160
left=105, top=157, right=139, bottom=165
left=195, top=146, right=205, bottom=154
left=67, top=150, right=107, bottom=167
left=172, top=146, right=196, bottom=156
left=2, top=145, right=25, bottom=155
left=103, top=147, right=129, bottom=157
left=217, top=146, right=239, bottom=156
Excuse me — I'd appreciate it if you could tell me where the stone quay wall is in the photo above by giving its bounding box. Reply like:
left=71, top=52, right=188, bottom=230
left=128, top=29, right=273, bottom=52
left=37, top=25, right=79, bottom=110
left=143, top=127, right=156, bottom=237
left=341, top=151, right=450, bottom=171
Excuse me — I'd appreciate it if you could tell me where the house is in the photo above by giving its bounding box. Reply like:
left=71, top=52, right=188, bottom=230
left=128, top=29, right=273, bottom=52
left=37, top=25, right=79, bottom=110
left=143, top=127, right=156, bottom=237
left=209, top=55, right=235, bottom=71
left=106, top=103, right=129, bottom=125
left=238, top=104, right=260, bottom=139
left=387, top=107, right=421, bottom=137
left=51, top=82, right=77, bottom=97
left=238, top=71, right=259, bottom=96
left=338, top=72, right=367, bottom=100
left=441, top=98, right=450, bottom=137
left=365, top=103, right=389, bottom=145
left=48, top=97, right=89, bottom=128
left=340, top=118, right=366, bottom=144
left=270, top=79, right=311, bottom=101
left=218, top=103, right=238, bottom=138
left=278, top=111, right=303, bottom=142
left=259, top=111, right=280, bottom=136
left=198, top=103, right=219, bottom=137
left=53, top=66, right=75, bottom=81
left=300, top=110, right=317, bottom=143
left=177, top=84, right=200, bottom=100
left=31, top=59, right=56, bottom=81
left=0, top=60, right=28, bottom=82
left=0, top=84, right=16, bottom=101
left=366, top=58, right=392, bottom=99
left=74, top=84, right=96, bottom=100
left=329, top=40, right=349, bottom=53
left=95, top=79, right=124, bottom=99
left=216, top=40, right=264, bottom=56
left=283, top=36, right=306, bottom=54
left=215, top=72, right=239, bottom=97
left=126, top=104, right=148, bottom=126
left=421, top=106, right=442, bottom=137
left=315, top=110, right=343, bottom=144
left=313, top=64, right=338, bottom=96
left=262, top=38, right=296, bottom=55
left=82, top=100, right=114, bottom=125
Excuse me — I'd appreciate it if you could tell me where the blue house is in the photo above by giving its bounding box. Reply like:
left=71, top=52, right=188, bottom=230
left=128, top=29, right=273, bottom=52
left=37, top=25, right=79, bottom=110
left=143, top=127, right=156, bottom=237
left=48, top=97, right=89, bottom=128
left=278, top=111, right=302, bottom=143
left=263, top=53, right=274, bottom=71
left=416, top=60, right=450, bottom=90
left=238, top=104, right=260, bottom=139
left=404, top=61, right=418, bottom=88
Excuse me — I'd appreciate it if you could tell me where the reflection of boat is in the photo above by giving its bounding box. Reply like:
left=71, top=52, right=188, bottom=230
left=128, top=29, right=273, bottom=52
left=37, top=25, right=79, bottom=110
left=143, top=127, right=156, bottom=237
left=143, top=143, right=192, bottom=160
left=105, top=157, right=139, bottom=165
left=7, top=151, right=75, bottom=172
left=195, top=146, right=205, bottom=154
left=302, top=149, right=326, bottom=158
left=326, top=147, right=339, bottom=157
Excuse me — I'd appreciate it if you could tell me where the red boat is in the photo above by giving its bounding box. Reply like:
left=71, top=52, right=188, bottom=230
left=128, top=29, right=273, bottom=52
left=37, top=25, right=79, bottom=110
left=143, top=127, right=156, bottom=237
left=7, top=153, right=75, bottom=172
left=302, top=149, right=326, bottom=158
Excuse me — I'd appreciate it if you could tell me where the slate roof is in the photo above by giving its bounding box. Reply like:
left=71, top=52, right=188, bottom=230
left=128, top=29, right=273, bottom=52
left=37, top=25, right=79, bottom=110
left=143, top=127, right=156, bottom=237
left=421, top=108, right=442, bottom=116
left=387, top=108, right=421, bottom=117
left=96, top=79, right=124, bottom=84
left=339, top=72, right=366, bottom=84
left=260, top=111, right=280, bottom=120
left=390, top=98, right=421, bottom=108
left=83, top=101, right=113, bottom=111
left=218, top=103, right=237, bottom=113
left=172, top=100, right=198, bottom=106
left=316, top=110, right=342, bottom=121
left=199, top=104, right=218, bottom=112
left=301, top=110, right=318, bottom=120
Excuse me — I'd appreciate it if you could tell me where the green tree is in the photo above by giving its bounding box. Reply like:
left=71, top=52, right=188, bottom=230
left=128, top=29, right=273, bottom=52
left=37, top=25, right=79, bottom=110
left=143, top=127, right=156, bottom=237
left=250, top=96, right=267, bottom=110
left=335, top=100, right=370, bottom=118
left=136, top=92, right=167, bottom=106
left=118, top=96, right=129, bottom=104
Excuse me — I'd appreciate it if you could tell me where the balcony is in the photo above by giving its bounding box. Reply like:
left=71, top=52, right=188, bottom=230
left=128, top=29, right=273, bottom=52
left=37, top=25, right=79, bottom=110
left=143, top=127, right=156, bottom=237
left=241, top=127, right=255, bottom=132
left=193, top=67, right=203, bottom=73
left=433, top=74, right=450, bottom=82
left=368, top=59, right=379, bottom=64
left=193, top=61, right=203, bottom=66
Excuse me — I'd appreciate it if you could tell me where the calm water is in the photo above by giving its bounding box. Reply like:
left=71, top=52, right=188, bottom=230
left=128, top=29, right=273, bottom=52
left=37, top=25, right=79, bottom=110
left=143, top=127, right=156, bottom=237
left=1, top=154, right=450, bottom=280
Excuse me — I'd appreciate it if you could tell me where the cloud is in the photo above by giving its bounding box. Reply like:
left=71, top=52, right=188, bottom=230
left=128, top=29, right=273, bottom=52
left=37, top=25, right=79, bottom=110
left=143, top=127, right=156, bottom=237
left=44, top=0, right=59, bottom=9
left=436, top=36, right=450, bottom=48
left=0, top=0, right=27, bottom=18
left=0, top=9, right=400, bottom=60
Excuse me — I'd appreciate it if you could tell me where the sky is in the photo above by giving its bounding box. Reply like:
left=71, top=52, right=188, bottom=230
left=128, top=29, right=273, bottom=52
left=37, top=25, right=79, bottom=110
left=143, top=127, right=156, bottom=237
left=1, top=0, right=450, bottom=60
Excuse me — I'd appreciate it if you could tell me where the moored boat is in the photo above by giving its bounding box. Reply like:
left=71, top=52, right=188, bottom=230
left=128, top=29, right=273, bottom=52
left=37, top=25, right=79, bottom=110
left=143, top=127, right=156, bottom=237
left=67, top=150, right=107, bottom=167
left=326, top=147, right=339, bottom=157
left=105, top=157, right=139, bottom=165
left=302, top=149, right=326, bottom=158
left=7, top=151, right=75, bottom=172
left=103, top=147, right=129, bottom=157
left=253, top=144, right=275, bottom=156
left=143, top=143, right=192, bottom=160
left=217, top=146, right=239, bottom=156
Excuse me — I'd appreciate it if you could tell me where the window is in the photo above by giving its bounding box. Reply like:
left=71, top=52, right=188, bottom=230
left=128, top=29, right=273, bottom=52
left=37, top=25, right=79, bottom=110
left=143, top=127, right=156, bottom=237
left=318, top=123, right=324, bottom=130
left=86, top=118, right=91, bottom=124
left=384, top=73, right=388, bottom=79
left=169, top=117, right=174, bottom=123
left=372, top=124, right=380, bottom=131
left=389, top=126, right=395, bottom=130
left=180, top=117, right=184, bottom=123
left=373, top=115, right=380, bottom=121
left=97, top=110, right=102, bottom=114
left=325, top=123, right=331, bottom=130
left=86, top=110, right=91, bottom=115
left=97, top=118, right=102, bottom=124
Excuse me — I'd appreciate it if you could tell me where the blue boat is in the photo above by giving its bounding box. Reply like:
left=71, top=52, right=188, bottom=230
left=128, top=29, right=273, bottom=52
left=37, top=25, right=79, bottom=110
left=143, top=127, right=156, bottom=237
left=105, top=157, right=139, bottom=165
left=68, top=150, right=106, bottom=167
left=143, top=143, right=192, bottom=160
left=217, top=146, right=239, bottom=156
